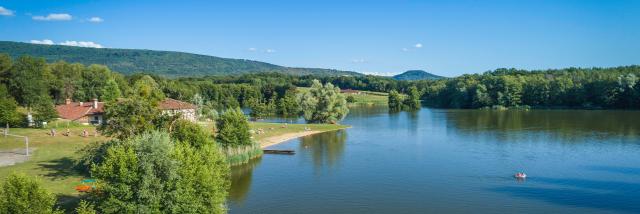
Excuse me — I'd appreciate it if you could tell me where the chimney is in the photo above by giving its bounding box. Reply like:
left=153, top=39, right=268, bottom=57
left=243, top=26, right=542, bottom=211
left=92, top=98, right=98, bottom=109
left=65, top=98, right=71, bottom=105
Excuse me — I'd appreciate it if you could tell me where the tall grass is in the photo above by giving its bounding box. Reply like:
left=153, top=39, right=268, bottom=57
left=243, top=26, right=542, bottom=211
left=219, top=142, right=263, bottom=166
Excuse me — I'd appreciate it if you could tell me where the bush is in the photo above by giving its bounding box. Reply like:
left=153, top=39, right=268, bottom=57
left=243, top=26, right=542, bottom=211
left=346, top=95, right=356, bottom=103
left=74, top=200, right=96, bottom=214
left=216, top=108, right=252, bottom=147
left=0, top=173, right=62, bottom=214
left=99, top=99, right=160, bottom=139
left=88, top=131, right=229, bottom=213
left=170, top=119, right=214, bottom=148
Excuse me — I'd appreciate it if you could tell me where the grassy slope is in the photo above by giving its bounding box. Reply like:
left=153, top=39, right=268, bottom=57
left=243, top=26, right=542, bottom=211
left=0, top=122, right=346, bottom=202
left=298, top=87, right=388, bottom=106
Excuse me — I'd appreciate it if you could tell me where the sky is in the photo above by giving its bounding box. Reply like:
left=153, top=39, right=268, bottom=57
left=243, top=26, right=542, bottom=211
left=0, top=0, right=639, bottom=76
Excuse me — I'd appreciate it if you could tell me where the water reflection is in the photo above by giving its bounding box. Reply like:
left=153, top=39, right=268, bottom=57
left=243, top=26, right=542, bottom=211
left=443, top=109, right=640, bottom=142
left=299, top=130, right=347, bottom=173
left=228, top=157, right=263, bottom=203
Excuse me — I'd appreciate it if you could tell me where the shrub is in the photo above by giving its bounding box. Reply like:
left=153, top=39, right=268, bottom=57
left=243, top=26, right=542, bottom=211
left=216, top=108, right=251, bottom=147
left=0, top=173, right=62, bottom=214
left=88, top=131, right=229, bottom=213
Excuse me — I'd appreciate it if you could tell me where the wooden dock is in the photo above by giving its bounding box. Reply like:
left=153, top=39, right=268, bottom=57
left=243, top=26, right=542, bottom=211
left=263, top=149, right=295, bottom=155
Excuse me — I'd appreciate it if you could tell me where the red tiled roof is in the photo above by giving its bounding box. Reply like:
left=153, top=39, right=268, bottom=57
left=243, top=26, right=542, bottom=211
left=55, top=102, right=105, bottom=121
left=159, top=98, right=197, bottom=110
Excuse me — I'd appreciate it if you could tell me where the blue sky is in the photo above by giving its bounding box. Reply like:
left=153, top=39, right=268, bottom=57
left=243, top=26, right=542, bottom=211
left=0, top=0, right=639, bottom=76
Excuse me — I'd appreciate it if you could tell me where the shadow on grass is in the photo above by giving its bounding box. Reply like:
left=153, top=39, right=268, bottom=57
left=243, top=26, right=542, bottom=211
left=56, top=194, right=85, bottom=213
left=37, top=157, right=84, bottom=180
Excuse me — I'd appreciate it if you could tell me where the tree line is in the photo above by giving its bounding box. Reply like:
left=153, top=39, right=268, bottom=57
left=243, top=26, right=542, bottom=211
left=421, top=67, right=640, bottom=109
left=0, top=53, right=351, bottom=213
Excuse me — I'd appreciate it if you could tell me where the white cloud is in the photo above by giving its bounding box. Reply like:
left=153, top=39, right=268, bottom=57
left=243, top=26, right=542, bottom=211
left=30, top=39, right=104, bottom=48
left=247, top=47, right=257, bottom=52
left=59, top=41, right=104, bottom=48
left=360, top=71, right=396, bottom=76
left=265, top=49, right=276, bottom=53
left=30, top=39, right=54, bottom=45
left=88, top=17, right=103, bottom=23
left=351, top=59, right=366, bottom=63
left=0, top=6, right=14, bottom=16
left=402, top=48, right=409, bottom=52
left=33, top=13, right=72, bottom=21
left=415, top=43, right=423, bottom=48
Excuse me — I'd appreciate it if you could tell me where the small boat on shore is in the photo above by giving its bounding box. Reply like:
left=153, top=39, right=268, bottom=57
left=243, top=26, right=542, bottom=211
left=514, top=172, right=527, bottom=179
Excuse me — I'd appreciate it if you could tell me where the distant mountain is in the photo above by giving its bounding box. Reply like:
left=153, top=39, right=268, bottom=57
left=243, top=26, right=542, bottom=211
left=0, top=41, right=361, bottom=77
left=392, top=70, right=443, bottom=81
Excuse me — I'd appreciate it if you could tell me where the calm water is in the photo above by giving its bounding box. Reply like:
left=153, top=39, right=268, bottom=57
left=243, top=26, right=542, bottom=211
left=229, top=107, right=640, bottom=213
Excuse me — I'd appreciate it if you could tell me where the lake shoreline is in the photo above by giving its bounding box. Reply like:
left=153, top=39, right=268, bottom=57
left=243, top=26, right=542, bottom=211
left=258, top=127, right=349, bottom=148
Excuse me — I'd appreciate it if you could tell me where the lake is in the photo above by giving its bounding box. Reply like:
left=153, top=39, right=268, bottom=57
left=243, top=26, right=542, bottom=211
left=229, top=106, right=640, bottom=213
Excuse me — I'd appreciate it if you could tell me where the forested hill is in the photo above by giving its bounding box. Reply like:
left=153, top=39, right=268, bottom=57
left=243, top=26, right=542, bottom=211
left=393, top=70, right=443, bottom=81
left=0, top=41, right=361, bottom=77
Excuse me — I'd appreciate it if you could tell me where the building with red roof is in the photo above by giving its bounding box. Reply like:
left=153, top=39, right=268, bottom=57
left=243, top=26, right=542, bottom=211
left=56, top=98, right=198, bottom=125
left=158, top=98, right=198, bottom=122
left=56, top=98, right=105, bottom=125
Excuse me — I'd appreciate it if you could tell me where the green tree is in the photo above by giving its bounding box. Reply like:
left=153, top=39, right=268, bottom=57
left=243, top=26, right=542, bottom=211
left=74, top=200, right=96, bottom=214
left=90, top=131, right=229, bottom=214
left=297, top=80, right=349, bottom=123
left=0, top=53, right=13, bottom=81
left=32, top=99, right=58, bottom=126
left=90, top=132, right=178, bottom=213
left=277, top=89, right=301, bottom=116
left=7, top=56, right=51, bottom=108
left=0, top=173, right=62, bottom=214
left=132, top=75, right=165, bottom=103
left=170, top=141, right=229, bottom=213
left=99, top=99, right=160, bottom=139
left=471, top=84, right=491, bottom=108
left=216, top=108, right=251, bottom=147
left=169, top=119, right=214, bottom=148
left=101, top=79, right=122, bottom=102
left=48, top=61, right=84, bottom=103
left=388, top=90, right=405, bottom=111
left=403, top=86, right=421, bottom=110
left=0, top=93, right=23, bottom=127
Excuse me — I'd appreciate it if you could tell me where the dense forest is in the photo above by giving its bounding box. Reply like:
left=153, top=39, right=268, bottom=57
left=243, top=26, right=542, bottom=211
left=420, top=67, right=640, bottom=109
left=2, top=53, right=639, bottom=130
left=0, top=41, right=360, bottom=77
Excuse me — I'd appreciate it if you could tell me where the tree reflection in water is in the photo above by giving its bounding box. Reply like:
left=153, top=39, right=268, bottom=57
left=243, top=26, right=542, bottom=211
left=228, top=156, right=262, bottom=203
left=299, top=130, right=347, bottom=173
left=444, top=109, right=640, bottom=142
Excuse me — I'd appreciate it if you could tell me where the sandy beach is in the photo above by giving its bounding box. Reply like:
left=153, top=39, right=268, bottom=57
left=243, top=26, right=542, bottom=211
left=259, top=131, right=323, bottom=148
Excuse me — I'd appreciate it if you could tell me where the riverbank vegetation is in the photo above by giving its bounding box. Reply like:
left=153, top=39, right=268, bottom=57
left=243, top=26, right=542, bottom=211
left=418, top=67, right=640, bottom=109
left=388, top=86, right=422, bottom=111
left=298, top=80, right=349, bottom=124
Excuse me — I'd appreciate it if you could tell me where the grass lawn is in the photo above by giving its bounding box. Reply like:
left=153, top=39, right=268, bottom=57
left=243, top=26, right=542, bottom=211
left=0, top=121, right=347, bottom=210
left=248, top=122, right=349, bottom=142
left=298, top=87, right=388, bottom=106
left=345, top=91, right=388, bottom=106
left=0, top=126, right=106, bottom=209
